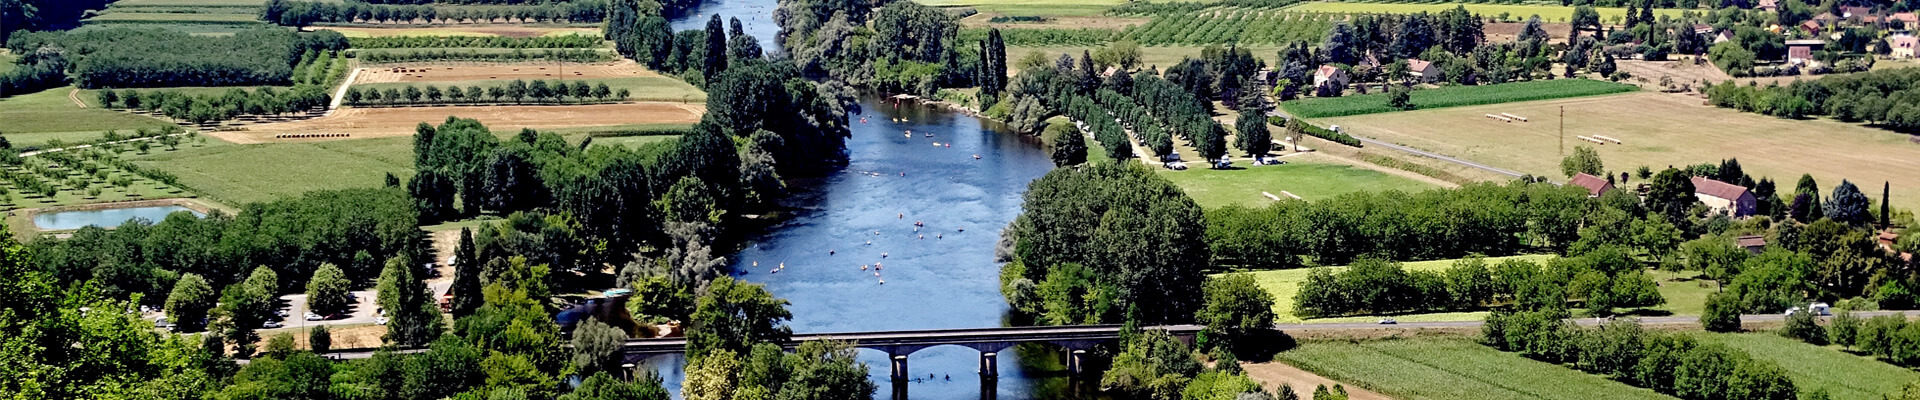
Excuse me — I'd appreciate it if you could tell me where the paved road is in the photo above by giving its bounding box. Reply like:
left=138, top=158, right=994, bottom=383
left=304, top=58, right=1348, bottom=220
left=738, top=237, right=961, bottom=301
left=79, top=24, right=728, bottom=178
left=1278, top=310, right=1916, bottom=331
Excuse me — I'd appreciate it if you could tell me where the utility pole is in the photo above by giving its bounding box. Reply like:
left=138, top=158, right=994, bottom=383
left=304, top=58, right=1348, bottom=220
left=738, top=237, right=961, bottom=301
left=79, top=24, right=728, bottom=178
left=1559, top=106, right=1565, bottom=156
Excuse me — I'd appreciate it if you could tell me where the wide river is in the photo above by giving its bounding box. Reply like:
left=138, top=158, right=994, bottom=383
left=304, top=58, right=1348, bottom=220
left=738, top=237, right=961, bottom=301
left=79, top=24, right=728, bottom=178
left=639, top=13, right=1106, bottom=393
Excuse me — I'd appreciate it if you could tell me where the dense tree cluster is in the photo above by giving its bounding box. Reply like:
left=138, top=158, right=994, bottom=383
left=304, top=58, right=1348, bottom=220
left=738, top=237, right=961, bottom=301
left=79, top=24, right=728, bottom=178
left=1827, top=311, right=1920, bottom=367
left=359, top=48, right=610, bottom=63
left=1063, top=91, right=1138, bottom=160
left=5, top=27, right=347, bottom=89
left=1265, top=116, right=1360, bottom=147
left=1208, top=182, right=1592, bottom=268
left=345, top=80, right=625, bottom=106
left=1483, top=315, right=1798, bottom=400
left=264, top=0, right=609, bottom=27
left=350, top=33, right=604, bottom=48
left=103, top=86, right=334, bottom=125
left=0, top=43, right=70, bottom=97
left=1706, top=67, right=1920, bottom=129
left=0, top=0, right=116, bottom=43
left=29, top=188, right=424, bottom=307
left=999, top=163, right=1210, bottom=325
left=776, top=0, right=977, bottom=94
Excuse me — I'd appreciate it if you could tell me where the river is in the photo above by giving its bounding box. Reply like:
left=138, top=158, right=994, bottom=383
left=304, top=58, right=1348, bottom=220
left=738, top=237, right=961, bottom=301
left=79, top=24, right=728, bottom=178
left=629, top=34, right=1099, bottom=397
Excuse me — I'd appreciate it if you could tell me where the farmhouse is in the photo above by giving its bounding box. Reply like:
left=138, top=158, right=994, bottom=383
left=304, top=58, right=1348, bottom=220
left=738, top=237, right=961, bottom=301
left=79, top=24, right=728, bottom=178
left=1313, top=65, right=1349, bottom=94
left=1787, top=45, right=1814, bottom=65
left=1893, top=12, right=1920, bottom=29
left=1691, top=176, right=1757, bottom=217
left=1736, top=235, right=1768, bottom=254
left=1406, top=58, right=1439, bottom=83
left=1568, top=173, right=1615, bottom=197
left=1892, top=35, right=1918, bottom=58
left=1758, top=0, right=1778, bottom=12
left=1800, top=19, right=1824, bottom=34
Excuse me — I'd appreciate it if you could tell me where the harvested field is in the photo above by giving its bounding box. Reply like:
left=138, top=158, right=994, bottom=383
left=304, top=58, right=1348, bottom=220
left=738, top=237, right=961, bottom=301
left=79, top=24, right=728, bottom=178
left=354, top=61, right=663, bottom=83
left=1243, top=361, right=1389, bottom=400
left=221, top=102, right=704, bottom=143
left=310, top=26, right=601, bottom=38
left=1317, top=91, right=1920, bottom=211
left=1275, top=337, right=1675, bottom=400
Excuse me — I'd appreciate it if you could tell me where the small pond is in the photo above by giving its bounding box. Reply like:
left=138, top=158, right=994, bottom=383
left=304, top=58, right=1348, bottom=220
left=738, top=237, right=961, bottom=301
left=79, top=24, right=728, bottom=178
left=33, top=205, right=204, bottom=230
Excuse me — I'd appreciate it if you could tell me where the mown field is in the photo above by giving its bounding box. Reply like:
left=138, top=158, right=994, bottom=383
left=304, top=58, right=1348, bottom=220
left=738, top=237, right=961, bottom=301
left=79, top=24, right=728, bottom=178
left=1696, top=333, right=1919, bottom=400
left=1281, top=79, right=1639, bottom=118
left=1273, top=337, right=1676, bottom=400
left=1157, top=155, right=1437, bottom=209
left=130, top=138, right=415, bottom=204
left=350, top=76, right=708, bottom=103
left=0, top=88, right=175, bottom=149
left=1227, top=254, right=1556, bottom=323
left=1286, top=2, right=1689, bottom=22
left=1317, top=91, right=1920, bottom=211
left=587, top=135, right=679, bottom=150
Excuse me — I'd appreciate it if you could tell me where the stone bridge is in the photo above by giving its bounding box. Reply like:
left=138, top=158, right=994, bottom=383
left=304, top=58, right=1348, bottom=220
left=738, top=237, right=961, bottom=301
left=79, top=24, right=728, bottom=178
left=619, top=324, right=1204, bottom=381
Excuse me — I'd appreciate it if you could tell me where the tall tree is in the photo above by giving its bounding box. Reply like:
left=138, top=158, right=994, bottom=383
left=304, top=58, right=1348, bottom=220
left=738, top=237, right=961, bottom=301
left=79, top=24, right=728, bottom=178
left=166, top=273, right=218, bottom=332
left=1233, top=108, right=1272, bottom=157
left=305, top=262, right=352, bottom=316
left=1824, top=180, right=1871, bottom=226
left=377, top=255, right=444, bottom=347
left=451, top=227, right=483, bottom=318
left=1560, top=145, right=1605, bottom=178
left=1646, top=168, right=1698, bottom=222
left=1049, top=123, right=1087, bottom=167
left=703, top=14, right=728, bottom=82
left=686, top=277, right=792, bottom=360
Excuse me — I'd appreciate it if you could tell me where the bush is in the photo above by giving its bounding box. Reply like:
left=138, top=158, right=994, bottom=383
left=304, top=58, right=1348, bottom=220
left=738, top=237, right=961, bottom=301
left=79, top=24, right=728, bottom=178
left=1779, top=309, right=1827, bottom=345
left=1701, top=291, right=1743, bottom=332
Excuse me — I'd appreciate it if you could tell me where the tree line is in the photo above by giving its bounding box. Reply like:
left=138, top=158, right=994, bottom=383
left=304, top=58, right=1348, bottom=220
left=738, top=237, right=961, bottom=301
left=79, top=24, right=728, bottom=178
left=263, top=0, right=609, bottom=27
left=1208, top=181, right=1593, bottom=268
left=356, top=48, right=610, bottom=63
left=1295, top=249, right=1663, bottom=318
left=349, top=34, right=604, bottom=48
left=100, top=85, right=334, bottom=125
left=5, top=27, right=347, bottom=89
left=344, top=80, right=628, bottom=106
left=0, top=0, right=115, bottom=43
left=1268, top=116, right=1362, bottom=147
left=1705, top=67, right=1920, bottom=129
left=772, top=0, right=979, bottom=94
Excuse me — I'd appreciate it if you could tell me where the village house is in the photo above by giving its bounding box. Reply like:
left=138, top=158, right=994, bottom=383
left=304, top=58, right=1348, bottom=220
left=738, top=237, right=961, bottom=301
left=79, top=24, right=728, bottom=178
left=1842, top=5, right=1874, bottom=19
left=1406, top=58, right=1439, bottom=83
left=1568, top=173, right=1615, bottom=198
left=1788, top=45, right=1814, bottom=65
left=1893, top=35, right=1919, bottom=58
left=1759, top=0, right=1778, bottom=12
left=1892, top=12, right=1919, bottom=30
left=1737, top=235, right=1769, bottom=254
left=1312, top=65, right=1348, bottom=94
left=1691, top=176, right=1757, bottom=217
left=1694, top=24, right=1715, bottom=35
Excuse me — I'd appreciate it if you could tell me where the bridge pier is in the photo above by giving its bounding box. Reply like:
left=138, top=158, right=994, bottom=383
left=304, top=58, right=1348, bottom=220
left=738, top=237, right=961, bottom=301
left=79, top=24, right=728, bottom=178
left=890, top=355, right=910, bottom=382
left=1066, top=350, right=1087, bottom=375
left=979, top=352, right=998, bottom=378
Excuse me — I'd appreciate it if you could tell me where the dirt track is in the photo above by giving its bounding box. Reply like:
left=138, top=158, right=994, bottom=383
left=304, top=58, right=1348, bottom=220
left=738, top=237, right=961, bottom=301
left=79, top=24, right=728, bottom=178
left=212, top=102, right=704, bottom=143
left=355, top=60, right=661, bottom=83
left=1243, top=362, right=1392, bottom=400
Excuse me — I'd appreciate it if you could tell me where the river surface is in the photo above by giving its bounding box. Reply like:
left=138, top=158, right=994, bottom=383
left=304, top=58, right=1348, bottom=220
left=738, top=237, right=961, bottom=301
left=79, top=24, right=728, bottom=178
left=33, top=205, right=202, bottom=230
left=653, top=3, right=1105, bottom=398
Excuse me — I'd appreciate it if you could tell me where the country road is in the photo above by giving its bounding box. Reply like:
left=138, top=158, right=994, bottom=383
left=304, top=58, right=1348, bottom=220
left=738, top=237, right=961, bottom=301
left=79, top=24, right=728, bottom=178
left=1349, top=134, right=1526, bottom=179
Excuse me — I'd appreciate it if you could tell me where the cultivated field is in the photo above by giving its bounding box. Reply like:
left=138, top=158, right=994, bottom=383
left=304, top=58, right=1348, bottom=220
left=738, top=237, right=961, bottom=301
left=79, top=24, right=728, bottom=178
left=1274, top=337, right=1675, bottom=400
left=114, top=0, right=267, bottom=6
left=130, top=137, right=416, bottom=204
left=1242, top=362, right=1390, bottom=400
left=311, top=26, right=603, bottom=38
left=1008, top=45, right=1284, bottom=73
left=1157, top=154, right=1439, bottom=209
left=1316, top=92, right=1920, bottom=210
left=355, top=61, right=665, bottom=81
left=1281, top=79, right=1640, bottom=118
left=1285, top=2, right=1688, bottom=22
left=960, top=14, right=1150, bottom=30
left=223, top=102, right=705, bottom=143
left=916, top=0, right=1125, bottom=16
left=1697, top=333, right=1920, bottom=400
left=0, top=88, right=174, bottom=148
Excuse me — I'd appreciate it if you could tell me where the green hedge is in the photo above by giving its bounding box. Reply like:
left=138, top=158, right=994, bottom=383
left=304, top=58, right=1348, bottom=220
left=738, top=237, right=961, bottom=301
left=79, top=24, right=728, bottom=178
left=1267, top=116, right=1361, bottom=147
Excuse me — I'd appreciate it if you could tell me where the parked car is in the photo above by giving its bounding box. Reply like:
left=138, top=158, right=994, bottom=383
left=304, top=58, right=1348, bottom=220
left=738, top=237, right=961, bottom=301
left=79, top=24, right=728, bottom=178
left=1163, top=161, right=1188, bottom=170
left=154, top=317, right=171, bottom=330
left=262, top=320, right=283, bottom=329
left=375, top=316, right=389, bottom=326
left=305, top=312, right=324, bottom=321
left=1378, top=318, right=1397, bottom=325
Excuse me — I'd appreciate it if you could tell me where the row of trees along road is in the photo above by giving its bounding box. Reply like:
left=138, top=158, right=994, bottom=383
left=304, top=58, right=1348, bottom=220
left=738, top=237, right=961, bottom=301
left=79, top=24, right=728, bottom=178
left=344, top=80, right=629, bottom=106
left=263, top=0, right=610, bottom=27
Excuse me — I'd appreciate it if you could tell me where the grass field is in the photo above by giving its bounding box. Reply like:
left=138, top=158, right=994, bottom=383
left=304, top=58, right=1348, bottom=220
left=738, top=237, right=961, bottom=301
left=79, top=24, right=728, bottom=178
left=130, top=138, right=415, bottom=204
left=1649, top=269, right=1717, bottom=317
left=1316, top=91, right=1920, bottom=211
left=1281, top=79, right=1640, bottom=118
left=587, top=135, right=678, bottom=149
left=1274, top=337, right=1675, bottom=400
left=1226, top=254, right=1557, bottom=323
left=1696, top=333, right=1919, bottom=400
left=0, top=87, right=175, bottom=148
left=114, top=0, right=270, bottom=6
left=1286, top=2, right=1689, bottom=22
left=350, top=76, right=707, bottom=102
left=1157, top=155, right=1438, bottom=209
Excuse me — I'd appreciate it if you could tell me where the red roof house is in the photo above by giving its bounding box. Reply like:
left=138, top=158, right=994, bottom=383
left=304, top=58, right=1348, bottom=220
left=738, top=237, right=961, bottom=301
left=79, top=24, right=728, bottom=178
left=1691, top=177, right=1757, bottom=217
left=1569, top=173, right=1616, bottom=197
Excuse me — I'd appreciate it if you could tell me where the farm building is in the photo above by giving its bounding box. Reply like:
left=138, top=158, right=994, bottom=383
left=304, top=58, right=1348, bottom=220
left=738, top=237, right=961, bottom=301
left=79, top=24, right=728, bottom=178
left=1800, top=19, right=1825, bottom=33
left=1406, top=58, right=1439, bottom=83
left=1736, top=235, right=1768, bottom=254
left=1892, top=35, right=1918, bottom=58
left=1693, top=24, right=1715, bottom=35
left=1759, top=0, right=1778, bottom=12
left=1313, top=65, right=1349, bottom=94
left=1691, top=176, right=1757, bottom=217
left=1788, top=46, right=1814, bottom=65
left=1568, top=173, right=1615, bottom=197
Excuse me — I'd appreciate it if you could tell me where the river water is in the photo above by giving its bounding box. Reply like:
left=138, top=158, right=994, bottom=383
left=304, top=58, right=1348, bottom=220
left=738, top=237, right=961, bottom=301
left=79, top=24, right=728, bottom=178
left=652, top=3, right=1107, bottom=399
